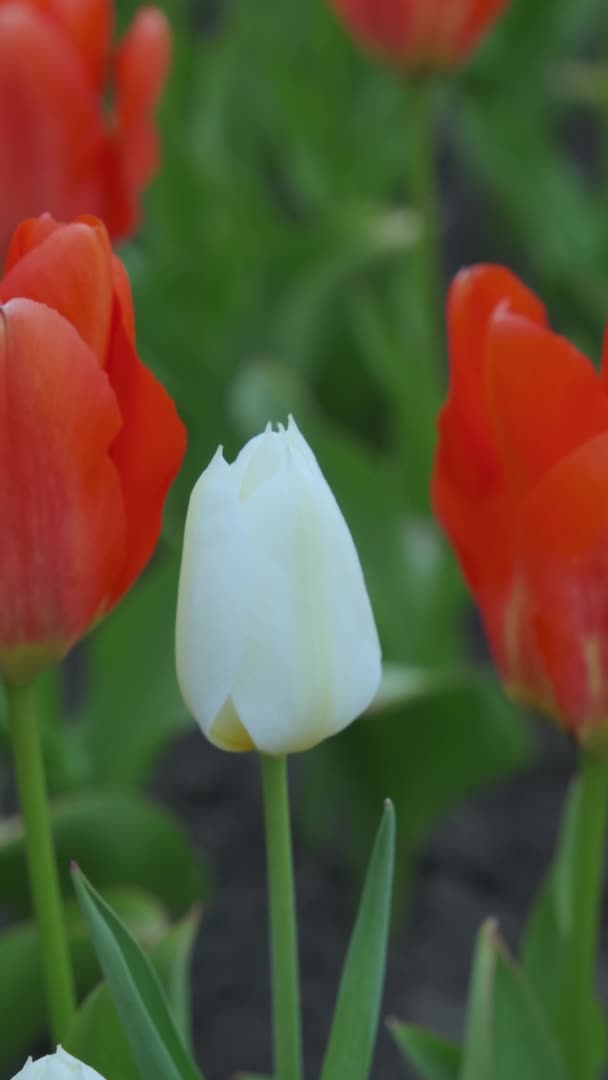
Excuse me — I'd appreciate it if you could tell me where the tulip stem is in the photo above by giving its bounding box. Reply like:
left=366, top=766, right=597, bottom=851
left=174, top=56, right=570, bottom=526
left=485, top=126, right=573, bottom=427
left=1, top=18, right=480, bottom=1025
left=6, top=680, right=76, bottom=1043
left=563, top=750, right=608, bottom=1080
left=406, top=75, right=444, bottom=499
left=260, top=753, right=303, bottom=1080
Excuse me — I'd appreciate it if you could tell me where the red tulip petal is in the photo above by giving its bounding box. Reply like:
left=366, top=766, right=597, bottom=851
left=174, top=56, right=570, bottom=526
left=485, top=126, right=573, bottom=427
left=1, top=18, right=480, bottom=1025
left=486, top=311, right=608, bottom=498
left=433, top=266, right=546, bottom=599
left=330, top=0, right=413, bottom=55
left=104, top=311, right=186, bottom=607
left=114, top=7, right=170, bottom=192
left=111, top=253, right=136, bottom=344
left=447, top=265, right=546, bottom=449
left=115, top=7, right=170, bottom=131
left=0, top=217, right=115, bottom=365
left=0, top=298, right=125, bottom=679
left=331, top=0, right=509, bottom=64
left=97, top=135, right=138, bottom=242
left=0, top=4, right=104, bottom=257
left=454, top=0, right=511, bottom=59
left=29, top=0, right=112, bottom=87
left=3, top=212, right=59, bottom=273
left=519, top=433, right=608, bottom=734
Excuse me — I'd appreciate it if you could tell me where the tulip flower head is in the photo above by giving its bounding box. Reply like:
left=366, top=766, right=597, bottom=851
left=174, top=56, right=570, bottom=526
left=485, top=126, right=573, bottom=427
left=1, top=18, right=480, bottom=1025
left=0, top=0, right=171, bottom=257
left=329, top=0, right=510, bottom=70
left=12, top=1047, right=106, bottom=1079
left=433, top=265, right=608, bottom=747
left=176, top=418, right=382, bottom=755
left=0, top=213, right=186, bottom=685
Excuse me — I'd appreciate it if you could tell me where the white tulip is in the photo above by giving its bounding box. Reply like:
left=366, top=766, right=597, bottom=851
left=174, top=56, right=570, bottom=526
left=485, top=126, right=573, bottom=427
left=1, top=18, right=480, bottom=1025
left=176, top=417, right=382, bottom=755
left=12, top=1047, right=106, bottom=1079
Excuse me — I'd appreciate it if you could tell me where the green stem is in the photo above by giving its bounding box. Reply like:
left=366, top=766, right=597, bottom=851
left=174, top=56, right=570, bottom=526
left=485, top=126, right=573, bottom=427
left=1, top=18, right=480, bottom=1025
left=564, top=750, right=608, bottom=1079
left=408, top=75, right=443, bottom=392
left=398, top=75, right=444, bottom=511
left=6, top=681, right=76, bottom=1043
left=260, top=754, right=303, bottom=1080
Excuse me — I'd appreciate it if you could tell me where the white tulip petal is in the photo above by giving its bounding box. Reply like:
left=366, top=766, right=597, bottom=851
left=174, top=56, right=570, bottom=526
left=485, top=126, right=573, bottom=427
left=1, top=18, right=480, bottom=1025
left=176, top=419, right=382, bottom=755
left=231, top=423, right=283, bottom=499
left=11, top=1046, right=106, bottom=1079
left=230, top=442, right=381, bottom=754
left=175, top=448, right=251, bottom=747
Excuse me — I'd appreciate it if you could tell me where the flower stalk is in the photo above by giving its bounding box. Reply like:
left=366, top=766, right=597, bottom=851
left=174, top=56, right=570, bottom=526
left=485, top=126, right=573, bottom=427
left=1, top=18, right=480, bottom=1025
left=402, top=75, right=444, bottom=510
left=260, top=753, right=303, bottom=1080
left=562, top=750, right=608, bottom=1079
left=6, top=680, right=76, bottom=1043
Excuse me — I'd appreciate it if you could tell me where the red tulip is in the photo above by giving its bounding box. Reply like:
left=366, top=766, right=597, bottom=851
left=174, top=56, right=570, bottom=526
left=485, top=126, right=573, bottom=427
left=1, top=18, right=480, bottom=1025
left=329, top=0, right=510, bottom=69
left=0, top=1, right=170, bottom=259
left=432, top=266, right=608, bottom=744
left=0, top=214, right=186, bottom=684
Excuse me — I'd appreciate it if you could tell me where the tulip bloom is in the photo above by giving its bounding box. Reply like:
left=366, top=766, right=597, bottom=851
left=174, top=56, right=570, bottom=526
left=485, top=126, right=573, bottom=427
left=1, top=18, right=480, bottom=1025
left=0, top=214, right=186, bottom=684
left=329, top=0, right=510, bottom=69
left=0, top=0, right=170, bottom=258
left=176, top=418, right=382, bottom=754
left=12, top=1048, right=106, bottom=1079
left=432, top=265, right=608, bottom=743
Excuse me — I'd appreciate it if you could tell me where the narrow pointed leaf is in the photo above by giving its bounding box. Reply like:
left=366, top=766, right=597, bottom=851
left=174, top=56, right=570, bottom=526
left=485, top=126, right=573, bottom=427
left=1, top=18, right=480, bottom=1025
left=320, top=800, right=395, bottom=1080
left=461, top=920, right=568, bottom=1080
left=522, top=776, right=606, bottom=1077
left=388, top=1020, right=461, bottom=1079
left=65, top=911, right=201, bottom=1078
left=0, top=890, right=166, bottom=1075
left=72, top=865, right=204, bottom=1080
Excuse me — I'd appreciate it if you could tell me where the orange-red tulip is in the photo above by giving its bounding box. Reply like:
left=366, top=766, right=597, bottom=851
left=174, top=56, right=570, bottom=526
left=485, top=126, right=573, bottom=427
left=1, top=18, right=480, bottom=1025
left=0, top=214, right=186, bottom=684
left=0, top=0, right=170, bottom=259
left=329, top=0, right=510, bottom=70
left=433, top=266, right=608, bottom=745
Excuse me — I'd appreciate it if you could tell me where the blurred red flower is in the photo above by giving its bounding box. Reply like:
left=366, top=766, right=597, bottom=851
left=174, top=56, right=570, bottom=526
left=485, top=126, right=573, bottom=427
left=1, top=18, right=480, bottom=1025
left=433, top=266, right=608, bottom=744
left=0, top=214, right=186, bottom=684
left=329, top=0, right=510, bottom=69
left=0, top=1, right=170, bottom=258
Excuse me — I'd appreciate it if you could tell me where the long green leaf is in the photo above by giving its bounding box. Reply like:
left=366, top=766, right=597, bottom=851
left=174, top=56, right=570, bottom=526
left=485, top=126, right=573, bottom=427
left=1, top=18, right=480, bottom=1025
left=388, top=1020, right=461, bottom=1080
left=461, top=921, right=567, bottom=1080
left=0, top=890, right=167, bottom=1075
left=522, top=776, right=606, bottom=1077
left=65, top=912, right=201, bottom=1079
left=320, top=801, right=395, bottom=1080
left=72, top=866, right=204, bottom=1080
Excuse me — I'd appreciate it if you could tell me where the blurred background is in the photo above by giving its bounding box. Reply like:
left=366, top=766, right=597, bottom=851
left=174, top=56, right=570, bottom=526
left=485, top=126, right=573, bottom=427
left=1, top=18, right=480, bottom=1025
left=2, top=0, right=608, bottom=1075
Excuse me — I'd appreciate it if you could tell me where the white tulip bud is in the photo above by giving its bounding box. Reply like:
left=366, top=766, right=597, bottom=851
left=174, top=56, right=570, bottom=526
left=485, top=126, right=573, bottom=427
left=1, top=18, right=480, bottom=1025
left=12, top=1047, right=106, bottom=1079
left=176, top=417, right=382, bottom=754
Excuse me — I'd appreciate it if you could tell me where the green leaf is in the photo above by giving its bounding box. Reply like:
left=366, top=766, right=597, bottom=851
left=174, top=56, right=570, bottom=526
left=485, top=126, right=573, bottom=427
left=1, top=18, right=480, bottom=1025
left=72, top=866, right=204, bottom=1080
left=65, top=911, right=201, bottom=1079
left=471, top=0, right=599, bottom=88
left=388, top=1021, right=461, bottom=1080
left=0, top=890, right=167, bottom=1076
left=0, top=791, right=207, bottom=918
left=148, top=910, right=200, bottom=1048
left=461, top=921, right=568, bottom=1080
left=320, top=801, right=395, bottom=1080
left=66, top=984, right=139, bottom=1080
left=82, top=555, right=191, bottom=789
left=522, top=775, right=606, bottom=1077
